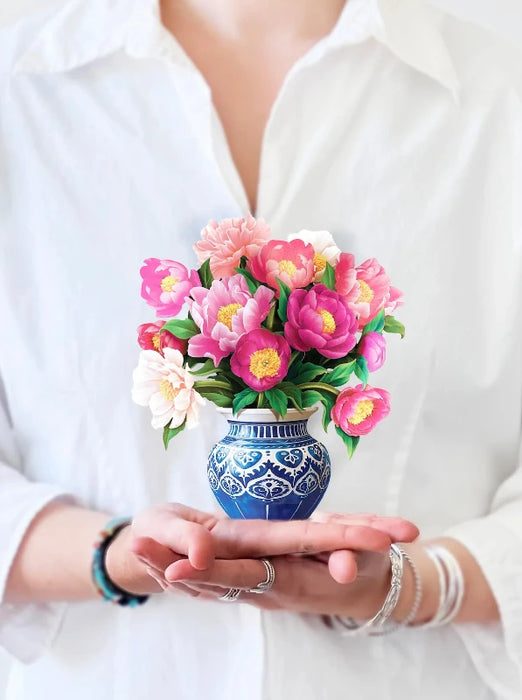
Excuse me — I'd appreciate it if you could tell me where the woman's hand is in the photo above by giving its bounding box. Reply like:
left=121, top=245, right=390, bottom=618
left=106, top=504, right=418, bottom=599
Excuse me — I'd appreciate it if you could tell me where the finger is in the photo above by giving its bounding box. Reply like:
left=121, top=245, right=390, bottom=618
left=165, top=558, right=270, bottom=591
left=327, top=549, right=358, bottom=584
left=311, top=512, right=419, bottom=543
left=211, top=519, right=392, bottom=558
left=133, top=505, right=216, bottom=570
left=131, top=537, right=183, bottom=569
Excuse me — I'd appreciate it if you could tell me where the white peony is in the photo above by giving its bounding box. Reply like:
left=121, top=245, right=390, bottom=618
left=132, top=348, right=205, bottom=430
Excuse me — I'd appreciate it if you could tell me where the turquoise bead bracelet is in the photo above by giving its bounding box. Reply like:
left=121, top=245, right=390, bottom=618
left=92, top=517, right=149, bottom=608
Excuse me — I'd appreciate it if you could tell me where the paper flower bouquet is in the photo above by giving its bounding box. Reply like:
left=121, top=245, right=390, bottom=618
left=132, top=217, right=404, bottom=519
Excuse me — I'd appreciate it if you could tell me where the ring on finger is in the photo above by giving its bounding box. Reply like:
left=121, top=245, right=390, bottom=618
left=247, top=558, right=276, bottom=594
left=219, top=587, right=242, bottom=602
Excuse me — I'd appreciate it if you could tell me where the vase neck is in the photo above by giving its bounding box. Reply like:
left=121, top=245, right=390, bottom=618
left=227, top=420, right=309, bottom=440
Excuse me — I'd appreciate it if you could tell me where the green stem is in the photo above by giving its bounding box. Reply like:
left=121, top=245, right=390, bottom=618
left=257, top=392, right=264, bottom=408
left=298, top=382, right=340, bottom=398
left=194, top=379, right=233, bottom=392
left=266, top=306, right=276, bottom=331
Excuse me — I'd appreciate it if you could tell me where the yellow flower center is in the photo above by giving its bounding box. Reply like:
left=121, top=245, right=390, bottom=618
left=249, top=348, right=281, bottom=380
left=217, top=303, right=243, bottom=331
left=152, top=333, right=161, bottom=350
left=356, top=280, right=374, bottom=304
left=278, top=260, right=297, bottom=278
left=313, top=253, right=327, bottom=272
left=159, top=378, right=177, bottom=402
left=348, top=399, right=374, bottom=425
left=160, top=275, right=179, bottom=293
left=318, top=309, right=336, bottom=334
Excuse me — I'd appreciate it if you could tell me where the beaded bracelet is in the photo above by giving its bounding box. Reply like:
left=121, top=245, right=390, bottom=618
left=92, top=517, right=149, bottom=608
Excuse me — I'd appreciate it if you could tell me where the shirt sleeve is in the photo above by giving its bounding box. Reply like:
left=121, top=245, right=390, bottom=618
left=0, top=377, right=72, bottom=663
left=445, top=451, right=522, bottom=698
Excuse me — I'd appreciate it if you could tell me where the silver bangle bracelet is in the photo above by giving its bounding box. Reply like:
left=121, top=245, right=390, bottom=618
left=399, top=546, right=423, bottom=626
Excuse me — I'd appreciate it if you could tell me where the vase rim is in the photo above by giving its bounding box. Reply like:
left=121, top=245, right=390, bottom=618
left=217, top=407, right=318, bottom=423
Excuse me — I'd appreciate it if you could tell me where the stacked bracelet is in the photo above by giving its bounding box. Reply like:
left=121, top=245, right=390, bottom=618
left=421, top=545, right=465, bottom=626
left=92, top=517, right=149, bottom=608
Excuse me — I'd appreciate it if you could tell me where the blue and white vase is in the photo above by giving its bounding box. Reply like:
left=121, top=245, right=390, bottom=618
left=207, top=408, right=331, bottom=520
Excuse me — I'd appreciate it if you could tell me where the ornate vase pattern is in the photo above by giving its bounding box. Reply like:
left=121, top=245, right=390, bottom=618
left=207, top=408, right=331, bottom=520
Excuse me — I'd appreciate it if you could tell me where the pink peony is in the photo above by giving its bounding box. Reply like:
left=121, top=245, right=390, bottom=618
left=287, top=230, right=341, bottom=282
left=331, top=385, right=391, bottom=437
left=141, top=258, right=200, bottom=319
left=132, top=348, right=205, bottom=430
left=384, top=286, right=404, bottom=315
left=230, top=329, right=291, bottom=392
left=137, top=320, right=187, bottom=355
left=188, top=274, right=275, bottom=366
left=335, top=255, right=390, bottom=328
left=249, top=239, right=314, bottom=293
left=194, top=215, right=272, bottom=279
left=358, top=332, right=386, bottom=372
left=284, top=285, right=358, bottom=360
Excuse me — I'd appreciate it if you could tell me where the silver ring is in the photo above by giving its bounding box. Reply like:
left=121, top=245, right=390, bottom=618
left=247, top=558, right=276, bottom=594
left=219, top=587, right=241, bottom=602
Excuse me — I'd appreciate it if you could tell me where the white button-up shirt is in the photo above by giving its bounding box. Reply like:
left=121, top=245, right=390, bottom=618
left=0, top=0, right=521, bottom=698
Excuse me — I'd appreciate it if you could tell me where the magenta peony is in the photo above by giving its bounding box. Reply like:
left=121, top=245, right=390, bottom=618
left=137, top=320, right=187, bottom=355
left=249, top=239, right=315, bottom=293
left=230, top=329, right=291, bottom=392
left=331, top=385, right=391, bottom=437
left=194, top=215, right=271, bottom=279
left=188, top=274, right=274, bottom=366
left=358, top=332, right=386, bottom=372
left=284, top=284, right=358, bottom=359
left=140, top=258, right=200, bottom=319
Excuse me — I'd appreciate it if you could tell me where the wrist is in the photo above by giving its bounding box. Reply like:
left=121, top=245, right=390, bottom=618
left=104, top=524, right=161, bottom=596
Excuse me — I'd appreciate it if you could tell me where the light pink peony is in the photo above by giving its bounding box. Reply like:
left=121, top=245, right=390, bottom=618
left=249, top=239, right=314, bottom=293
left=287, top=230, right=341, bottom=282
left=284, top=285, right=358, bottom=359
left=358, top=332, right=386, bottom=372
left=194, top=215, right=272, bottom=279
left=331, top=385, right=391, bottom=437
left=230, top=329, right=291, bottom=392
left=188, top=274, right=275, bottom=366
left=132, top=348, right=205, bottom=430
left=384, top=286, right=404, bottom=315
left=140, top=258, right=200, bottom=319
left=137, top=320, right=187, bottom=355
left=335, top=255, right=390, bottom=328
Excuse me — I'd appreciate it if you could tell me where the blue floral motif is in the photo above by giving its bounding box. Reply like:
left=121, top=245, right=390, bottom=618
left=207, top=414, right=331, bottom=520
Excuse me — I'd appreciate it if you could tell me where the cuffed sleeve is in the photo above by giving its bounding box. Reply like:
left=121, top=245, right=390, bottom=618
left=0, top=379, right=72, bottom=663
left=446, top=464, right=522, bottom=699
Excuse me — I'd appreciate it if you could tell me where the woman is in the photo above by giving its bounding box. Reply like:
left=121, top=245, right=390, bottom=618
left=0, top=0, right=521, bottom=697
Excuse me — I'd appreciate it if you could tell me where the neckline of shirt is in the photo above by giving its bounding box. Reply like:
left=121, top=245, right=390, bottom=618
left=13, top=0, right=460, bottom=101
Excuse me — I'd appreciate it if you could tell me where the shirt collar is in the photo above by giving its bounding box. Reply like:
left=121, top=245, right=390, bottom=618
left=14, top=0, right=459, bottom=99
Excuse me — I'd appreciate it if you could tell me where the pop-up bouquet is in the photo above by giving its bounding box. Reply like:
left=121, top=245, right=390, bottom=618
left=132, top=216, right=404, bottom=519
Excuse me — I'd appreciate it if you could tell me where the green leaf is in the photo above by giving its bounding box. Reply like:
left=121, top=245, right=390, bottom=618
left=319, top=392, right=335, bottom=431
left=264, top=387, right=288, bottom=417
left=354, top=356, right=369, bottom=386
left=162, top=318, right=199, bottom=340
left=323, top=361, right=356, bottom=387
left=233, top=388, right=258, bottom=414
left=234, top=268, right=260, bottom=295
left=289, top=362, right=327, bottom=384
left=301, top=389, right=324, bottom=408
left=189, top=358, right=219, bottom=376
left=278, top=382, right=304, bottom=411
left=197, top=391, right=233, bottom=408
left=197, top=259, right=214, bottom=289
left=301, top=389, right=334, bottom=431
left=321, top=262, right=336, bottom=291
left=383, top=315, right=406, bottom=339
left=163, top=421, right=186, bottom=450
left=334, top=426, right=360, bottom=459
left=362, top=309, right=385, bottom=335
left=276, top=278, right=292, bottom=324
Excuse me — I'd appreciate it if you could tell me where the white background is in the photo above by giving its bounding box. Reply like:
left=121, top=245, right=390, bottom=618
left=0, top=0, right=520, bottom=694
